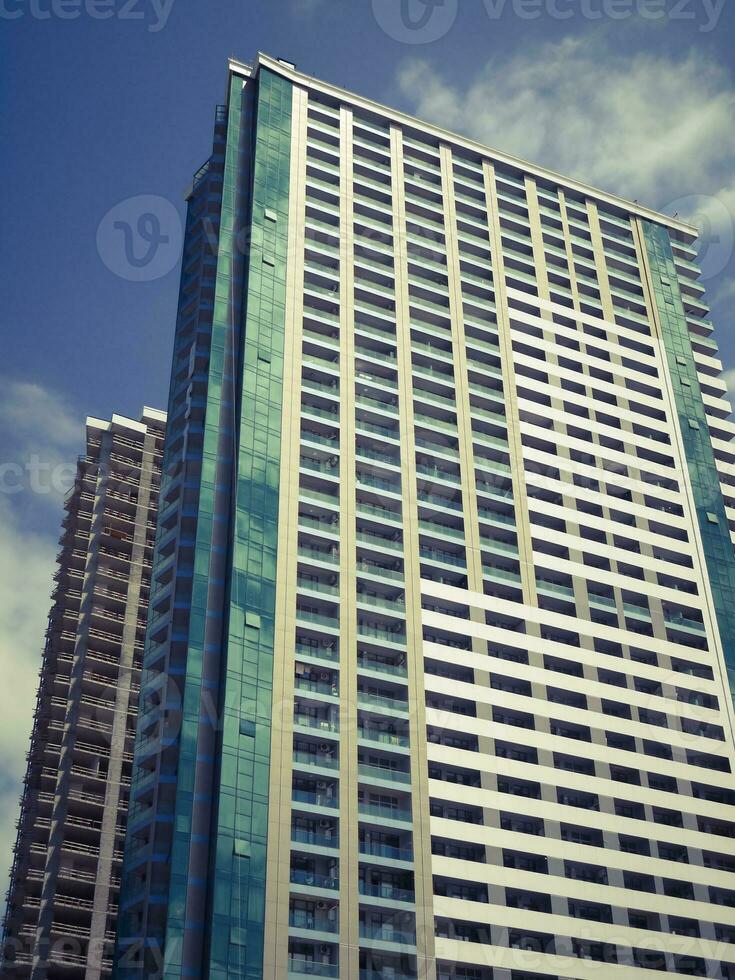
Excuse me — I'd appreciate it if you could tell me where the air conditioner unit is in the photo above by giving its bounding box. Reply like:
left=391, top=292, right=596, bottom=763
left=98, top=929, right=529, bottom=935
left=319, top=944, right=331, bottom=956
left=316, top=901, right=329, bottom=911
left=318, top=819, right=332, bottom=829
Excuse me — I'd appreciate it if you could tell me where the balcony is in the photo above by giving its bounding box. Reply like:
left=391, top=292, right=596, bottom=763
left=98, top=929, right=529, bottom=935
left=292, top=779, right=339, bottom=810
left=293, top=747, right=339, bottom=772
left=289, top=908, right=339, bottom=971
left=292, top=824, right=339, bottom=849
left=356, top=472, right=401, bottom=496
left=297, top=575, right=339, bottom=598
left=296, top=638, right=339, bottom=664
left=358, top=726, right=410, bottom=750
left=358, top=500, right=403, bottom=525
left=299, top=455, right=340, bottom=478
left=294, top=711, right=339, bottom=736
left=356, top=393, right=399, bottom=416
left=357, top=650, right=407, bottom=678
left=358, top=800, right=412, bottom=823
left=357, top=670, right=408, bottom=706
left=298, top=543, right=340, bottom=567
left=665, top=610, right=706, bottom=634
left=356, top=619, right=406, bottom=645
left=290, top=866, right=339, bottom=892
left=289, top=902, right=339, bottom=936
left=288, top=958, right=339, bottom=978
left=295, top=669, right=339, bottom=698
left=418, top=546, right=466, bottom=569
left=358, top=761, right=411, bottom=785
left=296, top=607, right=340, bottom=630
left=359, top=837, right=413, bottom=863
left=357, top=523, right=403, bottom=550
left=356, top=591, right=406, bottom=615
left=358, top=878, right=415, bottom=902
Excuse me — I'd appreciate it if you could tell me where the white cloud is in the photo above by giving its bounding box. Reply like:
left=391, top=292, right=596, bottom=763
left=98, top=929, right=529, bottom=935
left=0, top=500, right=57, bottom=910
left=714, top=277, right=735, bottom=307
left=291, top=0, right=324, bottom=15
left=394, top=38, right=735, bottom=225
left=0, top=381, right=81, bottom=506
left=1, top=381, right=80, bottom=452
left=722, top=367, right=735, bottom=408
left=0, top=380, right=82, bottom=915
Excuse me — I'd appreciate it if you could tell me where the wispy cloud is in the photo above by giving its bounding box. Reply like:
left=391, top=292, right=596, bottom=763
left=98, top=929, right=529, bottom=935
left=0, top=380, right=81, bottom=510
left=0, top=379, right=82, bottom=916
left=291, top=0, right=324, bottom=15
left=395, top=38, right=735, bottom=230
left=0, top=500, right=58, bottom=907
left=722, top=366, right=735, bottom=410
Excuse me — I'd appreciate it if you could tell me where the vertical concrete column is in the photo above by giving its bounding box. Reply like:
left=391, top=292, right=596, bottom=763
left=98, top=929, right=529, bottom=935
left=338, top=104, right=360, bottom=979
left=483, top=163, right=538, bottom=610
left=439, top=145, right=484, bottom=601
left=391, top=125, right=436, bottom=980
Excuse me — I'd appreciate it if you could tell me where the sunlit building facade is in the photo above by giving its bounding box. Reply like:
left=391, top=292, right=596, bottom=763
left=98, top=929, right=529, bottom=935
left=115, top=54, right=735, bottom=980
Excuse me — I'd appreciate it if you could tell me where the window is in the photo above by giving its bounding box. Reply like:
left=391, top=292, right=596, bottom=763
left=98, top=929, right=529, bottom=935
left=624, top=871, right=655, bottom=893
left=565, top=861, right=607, bottom=885
left=561, top=824, right=603, bottom=848
left=500, top=812, right=544, bottom=836
left=557, top=787, right=599, bottom=810
left=504, top=850, right=548, bottom=874
left=499, top=777, right=541, bottom=799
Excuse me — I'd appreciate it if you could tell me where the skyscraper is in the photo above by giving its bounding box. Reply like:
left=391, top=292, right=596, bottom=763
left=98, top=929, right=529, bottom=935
left=3, top=407, right=165, bottom=979
left=116, top=54, right=735, bottom=980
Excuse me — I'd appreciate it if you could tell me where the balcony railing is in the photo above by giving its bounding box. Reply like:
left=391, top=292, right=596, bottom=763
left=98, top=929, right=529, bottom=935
left=359, top=840, right=413, bottom=861
left=288, top=958, right=339, bottom=978
left=358, top=880, right=415, bottom=901
left=290, top=868, right=339, bottom=890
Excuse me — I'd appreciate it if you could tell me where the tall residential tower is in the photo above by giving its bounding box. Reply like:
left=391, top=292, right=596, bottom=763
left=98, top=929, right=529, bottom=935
left=3, top=408, right=165, bottom=979
left=116, top=55, right=735, bottom=980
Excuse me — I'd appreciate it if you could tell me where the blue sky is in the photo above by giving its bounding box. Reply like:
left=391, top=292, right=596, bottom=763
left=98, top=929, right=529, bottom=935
left=1, top=0, right=734, bottom=902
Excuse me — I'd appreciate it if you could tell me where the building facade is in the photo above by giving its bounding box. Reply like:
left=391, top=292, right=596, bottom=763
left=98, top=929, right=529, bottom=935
left=3, top=408, right=166, bottom=978
left=115, top=55, right=735, bottom=980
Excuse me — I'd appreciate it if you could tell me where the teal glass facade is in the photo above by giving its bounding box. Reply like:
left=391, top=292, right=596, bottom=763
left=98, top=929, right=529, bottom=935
left=208, top=67, right=292, bottom=979
left=642, top=220, right=735, bottom=697
left=115, top=66, right=292, bottom=980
